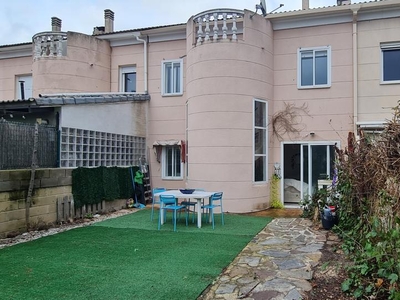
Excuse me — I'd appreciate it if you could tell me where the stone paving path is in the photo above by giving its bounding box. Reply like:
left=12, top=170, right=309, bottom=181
left=199, top=218, right=327, bottom=300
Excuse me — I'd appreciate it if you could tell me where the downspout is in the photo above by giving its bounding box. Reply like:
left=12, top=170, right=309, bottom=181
left=134, top=34, right=149, bottom=167
left=134, top=34, right=148, bottom=93
left=352, top=7, right=360, bottom=136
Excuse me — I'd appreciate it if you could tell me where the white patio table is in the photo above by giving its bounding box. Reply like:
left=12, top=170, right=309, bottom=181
left=157, top=190, right=215, bottom=228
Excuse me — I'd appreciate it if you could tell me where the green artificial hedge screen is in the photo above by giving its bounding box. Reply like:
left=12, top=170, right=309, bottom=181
left=72, top=166, right=139, bottom=208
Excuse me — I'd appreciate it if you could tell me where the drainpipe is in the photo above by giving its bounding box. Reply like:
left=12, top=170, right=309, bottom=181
left=134, top=34, right=148, bottom=94
left=352, top=6, right=360, bottom=136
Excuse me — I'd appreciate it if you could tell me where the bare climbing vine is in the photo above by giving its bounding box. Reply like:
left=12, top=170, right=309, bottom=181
left=271, top=102, right=310, bottom=140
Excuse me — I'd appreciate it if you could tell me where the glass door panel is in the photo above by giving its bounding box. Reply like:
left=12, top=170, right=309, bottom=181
left=310, top=145, right=328, bottom=195
left=301, top=145, right=309, bottom=200
left=283, top=143, right=336, bottom=204
left=283, top=144, right=301, bottom=203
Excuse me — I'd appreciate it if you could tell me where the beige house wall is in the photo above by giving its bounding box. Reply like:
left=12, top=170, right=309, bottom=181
left=0, top=56, right=32, bottom=100
left=61, top=102, right=147, bottom=136
left=111, top=43, right=145, bottom=93
left=358, top=17, right=400, bottom=123
left=146, top=39, right=187, bottom=190
left=1, top=2, right=399, bottom=214
left=273, top=22, right=353, bottom=149
left=185, top=11, right=273, bottom=212
left=33, top=32, right=111, bottom=96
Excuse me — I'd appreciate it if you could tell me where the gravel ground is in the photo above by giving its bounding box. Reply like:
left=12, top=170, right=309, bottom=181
left=0, top=208, right=138, bottom=250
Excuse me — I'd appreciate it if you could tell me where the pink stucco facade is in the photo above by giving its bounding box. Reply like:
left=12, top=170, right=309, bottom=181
left=185, top=11, right=274, bottom=211
left=0, top=55, right=32, bottom=100
left=32, top=31, right=111, bottom=95
left=1, top=0, right=400, bottom=213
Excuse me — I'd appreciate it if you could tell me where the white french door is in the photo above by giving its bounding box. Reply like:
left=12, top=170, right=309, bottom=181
left=283, top=142, right=337, bottom=204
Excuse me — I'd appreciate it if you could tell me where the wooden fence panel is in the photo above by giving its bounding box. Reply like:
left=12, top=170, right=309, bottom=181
left=57, top=195, right=74, bottom=223
left=57, top=196, right=107, bottom=223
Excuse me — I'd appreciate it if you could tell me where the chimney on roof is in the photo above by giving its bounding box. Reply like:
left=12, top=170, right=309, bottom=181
left=51, top=17, right=62, bottom=32
left=302, top=0, right=309, bottom=10
left=104, top=9, right=114, bottom=33
left=93, top=26, right=105, bottom=35
left=337, top=0, right=351, bottom=5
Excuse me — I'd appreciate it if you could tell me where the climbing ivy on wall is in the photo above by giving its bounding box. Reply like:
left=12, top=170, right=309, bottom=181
left=72, top=166, right=137, bottom=208
left=270, top=174, right=284, bottom=209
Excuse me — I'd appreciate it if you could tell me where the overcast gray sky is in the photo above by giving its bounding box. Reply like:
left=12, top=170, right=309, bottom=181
left=1, top=0, right=335, bottom=45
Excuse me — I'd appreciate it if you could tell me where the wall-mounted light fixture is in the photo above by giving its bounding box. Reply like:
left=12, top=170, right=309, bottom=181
left=274, top=162, right=281, bottom=178
left=310, top=132, right=315, bottom=136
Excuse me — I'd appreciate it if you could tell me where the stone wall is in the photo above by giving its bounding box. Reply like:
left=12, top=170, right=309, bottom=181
left=0, top=168, right=127, bottom=238
left=0, top=168, right=72, bottom=238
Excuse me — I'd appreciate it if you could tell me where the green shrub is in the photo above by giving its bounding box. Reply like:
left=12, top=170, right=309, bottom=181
left=334, top=104, right=400, bottom=299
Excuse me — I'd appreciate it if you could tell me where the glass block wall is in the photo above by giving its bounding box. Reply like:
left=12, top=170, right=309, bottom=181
left=60, top=127, right=146, bottom=168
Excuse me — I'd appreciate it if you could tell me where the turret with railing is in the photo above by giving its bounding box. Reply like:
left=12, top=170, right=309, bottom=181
left=33, top=32, right=67, bottom=59
left=33, top=17, right=67, bottom=59
left=193, top=9, right=244, bottom=45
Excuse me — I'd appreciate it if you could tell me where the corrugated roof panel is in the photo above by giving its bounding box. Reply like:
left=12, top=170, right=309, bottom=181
left=0, top=98, right=35, bottom=103
left=271, top=0, right=387, bottom=14
left=36, top=98, right=64, bottom=105
left=0, top=42, right=31, bottom=49
left=62, top=98, right=76, bottom=105
left=38, top=94, right=150, bottom=105
left=93, top=23, right=185, bottom=36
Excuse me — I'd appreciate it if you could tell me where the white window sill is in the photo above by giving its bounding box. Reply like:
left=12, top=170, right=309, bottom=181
left=297, top=85, right=331, bottom=90
left=161, top=177, right=184, bottom=181
left=253, top=181, right=268, bottom=185
left=161, top=93, right=183, bottom=97
left=380, top=80, right=400, bottom=85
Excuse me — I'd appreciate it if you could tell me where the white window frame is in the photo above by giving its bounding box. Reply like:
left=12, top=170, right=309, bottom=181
left=297, top=46, right=331, bottom=89
left=15, top=74, right=32, bottom=99
left=119, top=66, right=136, bottom=92
left=253, top=99, right=268, bottom=183
left=185, top=103, right=189, bottom=178
left=162, top=146, right=183, bottom=180
left=381, top=42, right=400, bottom=84
left=161, top=59, right=183, bottom=96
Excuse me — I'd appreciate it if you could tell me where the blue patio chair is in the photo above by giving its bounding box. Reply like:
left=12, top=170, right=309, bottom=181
left=201, top=192, right=224, bottom=229
left=158, top=194, right=188, bottom=232
left=181, top=188, right=205, bottom=223
left=151, top=187, right=166, bottom=221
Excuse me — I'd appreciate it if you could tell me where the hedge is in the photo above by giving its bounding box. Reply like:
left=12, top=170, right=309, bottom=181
left=72, top=166, right=139, bottom=208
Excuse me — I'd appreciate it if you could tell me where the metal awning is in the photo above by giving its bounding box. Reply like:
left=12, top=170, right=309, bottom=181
left=152, top=139, right=186, bottom=163
left=152, top=140, right=182, bottom=147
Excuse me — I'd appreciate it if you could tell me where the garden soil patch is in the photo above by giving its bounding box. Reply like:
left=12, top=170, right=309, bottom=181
left=303, top=228, right=355, bottom=300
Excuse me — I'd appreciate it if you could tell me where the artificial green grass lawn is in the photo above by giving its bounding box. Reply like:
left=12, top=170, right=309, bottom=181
left=0, top=209, right=272, bottom=300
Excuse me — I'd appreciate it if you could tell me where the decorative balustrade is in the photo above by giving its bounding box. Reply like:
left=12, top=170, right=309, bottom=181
left=33, top=32, right=67, bottom=59
left=193, top=9, right=244, bottom=45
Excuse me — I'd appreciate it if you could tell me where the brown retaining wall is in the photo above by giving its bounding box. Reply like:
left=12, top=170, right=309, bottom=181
left=0, top=168, right=126, bottom=238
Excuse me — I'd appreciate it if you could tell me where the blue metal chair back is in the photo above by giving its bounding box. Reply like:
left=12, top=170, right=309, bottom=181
left=211, top=192, right=223, bottom=205
left=153, top=187, right=166, bottom=195
left=202, top=192, right=224, bottom=229
left=150, top=187, right=167, bottom=221
left=158, top=194, right=187, bottom=231
left=159, top=194, right=176, bottom=205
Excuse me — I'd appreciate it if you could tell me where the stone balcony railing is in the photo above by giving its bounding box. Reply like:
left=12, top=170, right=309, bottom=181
left=193, top=9, right=244, bottom=45
left=33, top=32, right=67, bottom=59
